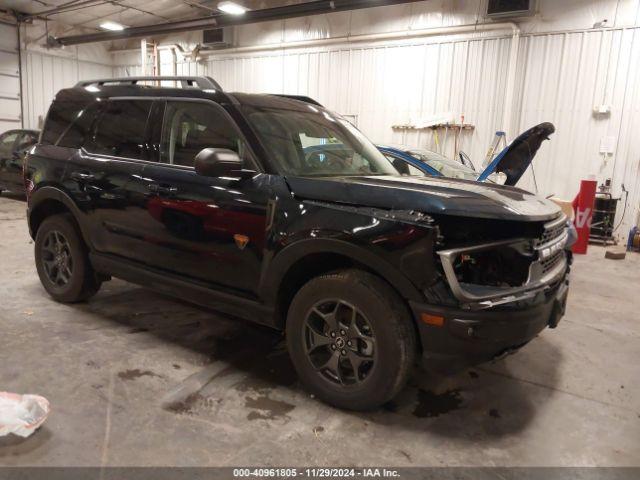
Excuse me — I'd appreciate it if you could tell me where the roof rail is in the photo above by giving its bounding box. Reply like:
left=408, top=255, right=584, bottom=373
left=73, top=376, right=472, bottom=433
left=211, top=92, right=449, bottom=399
left=75, top=76, right=223, bottom=91
left=271, top=94, right=323, bottom=107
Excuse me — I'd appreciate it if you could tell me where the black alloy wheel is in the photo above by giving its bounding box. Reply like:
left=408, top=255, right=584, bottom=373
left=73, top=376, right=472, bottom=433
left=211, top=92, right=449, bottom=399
left=287, top=269, right=417, bottom=411
left=40, top=230, right=74, bottom=287
left=35, top=213, right=102, bottom=302
left=303, top=299, right=376, bottom=386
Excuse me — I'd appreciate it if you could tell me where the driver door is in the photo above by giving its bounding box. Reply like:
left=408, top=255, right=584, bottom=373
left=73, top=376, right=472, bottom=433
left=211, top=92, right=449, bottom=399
left=131, top=100, right=272, bottom=296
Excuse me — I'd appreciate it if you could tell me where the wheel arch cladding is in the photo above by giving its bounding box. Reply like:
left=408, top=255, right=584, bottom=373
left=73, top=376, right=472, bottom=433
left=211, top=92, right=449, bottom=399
left=263, top=238, right=425, bottom=329
left=28, top=187, right=90, bottom=246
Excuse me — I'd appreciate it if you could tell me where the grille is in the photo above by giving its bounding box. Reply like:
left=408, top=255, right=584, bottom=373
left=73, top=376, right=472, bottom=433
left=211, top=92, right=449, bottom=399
left=540, top=249, right=564, bottom=274
left=535, top=215, right=567, bottom=248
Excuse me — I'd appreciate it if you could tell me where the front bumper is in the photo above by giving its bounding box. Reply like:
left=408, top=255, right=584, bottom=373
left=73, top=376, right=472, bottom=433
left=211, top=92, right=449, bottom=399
left=410, top=272, right=570, bottom=374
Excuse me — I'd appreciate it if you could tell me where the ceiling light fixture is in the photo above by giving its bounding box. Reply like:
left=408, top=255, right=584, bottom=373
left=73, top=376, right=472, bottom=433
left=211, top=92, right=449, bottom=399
left=100, top=21, right=126, bottom=31
left=217, top=1, right=248, bottom=15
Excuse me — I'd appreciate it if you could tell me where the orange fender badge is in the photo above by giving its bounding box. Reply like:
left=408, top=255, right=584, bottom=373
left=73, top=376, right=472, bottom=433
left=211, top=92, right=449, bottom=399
left=234, top=234, right=250, bottom=250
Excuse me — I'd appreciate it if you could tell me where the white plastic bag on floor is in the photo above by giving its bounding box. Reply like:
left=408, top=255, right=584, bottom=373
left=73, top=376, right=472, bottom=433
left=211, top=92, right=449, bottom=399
left=0, top=392, right=50, bottom=438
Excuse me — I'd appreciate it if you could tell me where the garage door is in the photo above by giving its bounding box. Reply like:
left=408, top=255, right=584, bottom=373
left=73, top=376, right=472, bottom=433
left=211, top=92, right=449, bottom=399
left=0, top=22, right=21, bottom=133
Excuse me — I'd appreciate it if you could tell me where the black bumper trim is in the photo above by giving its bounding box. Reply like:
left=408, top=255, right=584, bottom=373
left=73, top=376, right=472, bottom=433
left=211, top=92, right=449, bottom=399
left=409, top=277, right=569, bottom=374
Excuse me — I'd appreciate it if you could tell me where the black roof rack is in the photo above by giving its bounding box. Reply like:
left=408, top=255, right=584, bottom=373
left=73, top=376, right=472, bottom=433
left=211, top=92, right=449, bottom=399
left=74, top=76, right=223, bottom=91
left=271, top=94, right=323, bottom=107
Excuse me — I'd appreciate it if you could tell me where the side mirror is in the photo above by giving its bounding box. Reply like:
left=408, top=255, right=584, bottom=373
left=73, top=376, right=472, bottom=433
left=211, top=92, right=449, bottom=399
left=194, top=148, right=255, bottom=179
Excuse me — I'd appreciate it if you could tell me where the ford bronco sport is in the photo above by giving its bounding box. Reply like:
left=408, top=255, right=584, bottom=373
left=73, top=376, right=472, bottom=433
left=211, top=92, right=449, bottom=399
left=24, top=76, right=571, bottom=410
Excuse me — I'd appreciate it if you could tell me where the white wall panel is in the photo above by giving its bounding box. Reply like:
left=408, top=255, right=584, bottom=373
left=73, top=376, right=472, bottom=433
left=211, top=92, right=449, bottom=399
left=513, top=28, right=640, bottom=238
left=21, top=51, right=113, bottom=130
left=109, top=0, right=640, bottom=240
left=0, top=22, right=21, bottom=132
left=192, top=35, right=511, bottom=162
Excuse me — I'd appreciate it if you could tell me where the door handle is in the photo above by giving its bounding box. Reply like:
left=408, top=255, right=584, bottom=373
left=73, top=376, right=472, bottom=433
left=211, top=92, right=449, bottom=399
left=147, top=183, right=178, bottom=195
left=71, top=171, right=95, bottom=182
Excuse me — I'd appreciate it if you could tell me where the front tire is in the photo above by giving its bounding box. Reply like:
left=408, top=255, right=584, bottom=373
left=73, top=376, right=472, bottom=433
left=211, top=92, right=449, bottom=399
left=35, top=213, right=101, bottom=303
left=286, top=269, right=416, bottom=410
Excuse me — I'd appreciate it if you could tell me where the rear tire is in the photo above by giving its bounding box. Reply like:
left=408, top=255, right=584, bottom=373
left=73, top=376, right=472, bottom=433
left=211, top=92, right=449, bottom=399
left=35, top=213, right=101, bottom=303
left=286, top=269, right=416, bottom=411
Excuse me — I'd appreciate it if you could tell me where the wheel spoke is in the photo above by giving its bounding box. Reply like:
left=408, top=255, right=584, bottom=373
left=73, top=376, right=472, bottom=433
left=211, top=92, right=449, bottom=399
left=317, top=307, right=339, bottom=331
left=43, top=260, right=55, bottom=276
left=350, top=322, right=375, bottom=342
left=52, top=232, right=61, bottom=251
left=346, top=350, right=372, bottom=382
left=316, top=350, right=343, bottom=384
left=62, top=265, right=73, bottom=279
left=306, top=327, right=332, bottom=352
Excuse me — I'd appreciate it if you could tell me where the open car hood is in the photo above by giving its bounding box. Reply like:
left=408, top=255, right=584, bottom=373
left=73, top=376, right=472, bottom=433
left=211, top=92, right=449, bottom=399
left=478, top=122, right=555, bottom=186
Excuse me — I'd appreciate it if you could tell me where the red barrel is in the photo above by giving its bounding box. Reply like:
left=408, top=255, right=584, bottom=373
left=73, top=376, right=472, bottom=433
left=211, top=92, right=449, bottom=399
left=571, top=179, right=597, bottom=254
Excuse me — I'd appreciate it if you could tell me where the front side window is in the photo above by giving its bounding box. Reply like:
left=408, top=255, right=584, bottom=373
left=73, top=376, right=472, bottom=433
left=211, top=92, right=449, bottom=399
left=243, top=105, right=397, bottom=177
left=88, top=100, right=152, bottom=159
left=160, top=101, right=247, bottom=167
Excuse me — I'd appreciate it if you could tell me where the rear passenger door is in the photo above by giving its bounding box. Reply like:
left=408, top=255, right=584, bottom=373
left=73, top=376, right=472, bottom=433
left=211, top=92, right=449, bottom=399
left=64, top=99, right=154, bottom=260
left=130, top=100, right=272, bottom=296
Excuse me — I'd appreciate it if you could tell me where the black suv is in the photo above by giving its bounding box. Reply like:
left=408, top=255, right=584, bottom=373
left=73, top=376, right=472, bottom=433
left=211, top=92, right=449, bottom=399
left=24, top=76, right=571, bottom=410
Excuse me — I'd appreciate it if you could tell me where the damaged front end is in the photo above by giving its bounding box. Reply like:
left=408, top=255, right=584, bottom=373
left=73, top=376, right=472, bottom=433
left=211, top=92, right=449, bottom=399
left=411, top=213, right=572, bottom=374
left=437, top=214, right=570, bottom=309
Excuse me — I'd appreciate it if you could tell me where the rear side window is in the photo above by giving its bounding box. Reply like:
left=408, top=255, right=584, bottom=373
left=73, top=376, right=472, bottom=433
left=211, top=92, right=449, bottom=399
left=42, top=100, right=98, bottom=148
left=42, top=101, right=84, bottom=146
left=57, top=103, right=100, bottom=148
left=87, top=100, right=152, bottom=159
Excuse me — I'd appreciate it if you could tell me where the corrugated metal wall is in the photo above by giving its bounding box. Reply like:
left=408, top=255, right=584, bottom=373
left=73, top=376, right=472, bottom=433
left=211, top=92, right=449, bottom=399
left=205, top=37, right=512, bottom=160
left=112, top=26, right=640, bottom=240
left=116, top=35, right=513, bottom=167
left=514, top=28, right=640, bottom=237
left=20, top=51, right=112, bottom=130
left=0, top=22, right=21, bottom=132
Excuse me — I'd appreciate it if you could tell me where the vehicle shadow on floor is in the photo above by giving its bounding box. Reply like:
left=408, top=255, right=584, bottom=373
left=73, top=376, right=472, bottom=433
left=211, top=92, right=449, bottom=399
left=75, top=280, right=562, bottom=438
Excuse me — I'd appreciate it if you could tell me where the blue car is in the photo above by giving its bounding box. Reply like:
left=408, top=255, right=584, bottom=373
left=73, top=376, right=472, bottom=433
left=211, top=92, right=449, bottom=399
left=378, top=123, right=555, bottom=187
left=377, top=145, right=480, bottom=181
left=300, top=123, right=553, bottom=187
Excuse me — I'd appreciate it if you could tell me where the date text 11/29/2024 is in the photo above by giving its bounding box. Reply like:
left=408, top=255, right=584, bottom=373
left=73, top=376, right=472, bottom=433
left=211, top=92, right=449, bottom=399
left=233, top=468, right=401, bottom=477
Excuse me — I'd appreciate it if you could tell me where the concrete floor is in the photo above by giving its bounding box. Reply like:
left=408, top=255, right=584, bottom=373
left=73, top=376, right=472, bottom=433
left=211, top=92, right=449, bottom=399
left=0, top=193, right=638, bottom=467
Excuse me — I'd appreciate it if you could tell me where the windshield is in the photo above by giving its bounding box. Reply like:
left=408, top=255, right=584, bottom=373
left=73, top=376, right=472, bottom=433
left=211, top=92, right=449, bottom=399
left=243, top=105, right=398, bottom=177
left=407, top=149, right=479, bottom=181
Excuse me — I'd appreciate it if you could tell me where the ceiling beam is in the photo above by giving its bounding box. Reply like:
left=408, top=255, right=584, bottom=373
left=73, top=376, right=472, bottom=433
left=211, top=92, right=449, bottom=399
left=49, top=0, right=425, bottom=46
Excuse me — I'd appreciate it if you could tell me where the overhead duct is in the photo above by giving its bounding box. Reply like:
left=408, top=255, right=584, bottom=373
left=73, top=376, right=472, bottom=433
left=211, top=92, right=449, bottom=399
left=48, top=0, right=425, bottom=47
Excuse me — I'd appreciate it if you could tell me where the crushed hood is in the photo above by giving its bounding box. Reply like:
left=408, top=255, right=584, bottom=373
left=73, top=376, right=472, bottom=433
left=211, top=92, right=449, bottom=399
left=478, top=122, right=555, bottom=186
left=285, top=174, right=561, bottom=222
